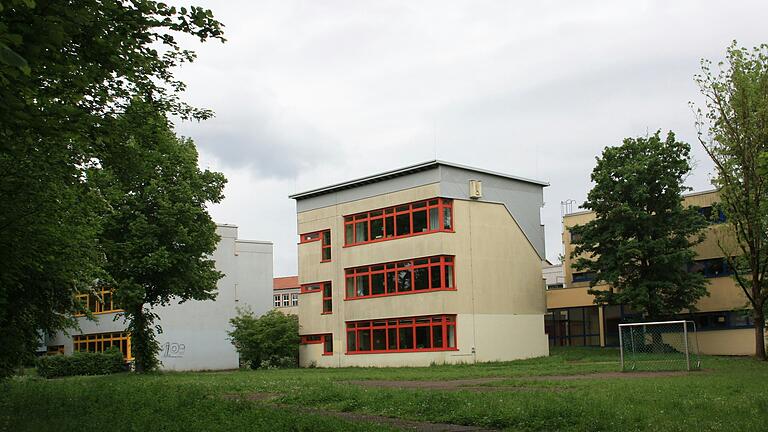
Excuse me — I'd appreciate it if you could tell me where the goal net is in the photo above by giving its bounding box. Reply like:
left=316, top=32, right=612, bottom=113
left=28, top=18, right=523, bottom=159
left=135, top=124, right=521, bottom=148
left=619, top=320, right=700, bottom=371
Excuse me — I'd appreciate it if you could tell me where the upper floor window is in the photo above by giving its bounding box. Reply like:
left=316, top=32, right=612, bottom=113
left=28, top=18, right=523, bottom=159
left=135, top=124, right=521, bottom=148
left=689, top=258, right=732, bottom=278
left=698, top=206, right=726, bottom=224
left=273, top=294, right=280, bottom=307
left=571, top=271, right=596, bottom=283
left=322, top=282, right=333, bottom=314
left=345, top=255, right=455, bottom=300
left=344, top=198, right=453, bottom=246
left=299, top=229, right=332, bottom=262
left=75, top=288, right=122, bottom=316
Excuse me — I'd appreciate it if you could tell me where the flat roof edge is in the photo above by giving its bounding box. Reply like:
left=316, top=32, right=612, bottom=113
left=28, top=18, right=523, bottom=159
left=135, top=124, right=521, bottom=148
left=289, top=159, right=549, bottom=200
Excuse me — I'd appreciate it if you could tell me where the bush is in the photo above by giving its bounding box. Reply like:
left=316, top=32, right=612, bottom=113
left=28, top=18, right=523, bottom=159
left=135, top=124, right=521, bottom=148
left=36, top=348, right=125, bottom=378
left=228, top=308, right=299, bottom=369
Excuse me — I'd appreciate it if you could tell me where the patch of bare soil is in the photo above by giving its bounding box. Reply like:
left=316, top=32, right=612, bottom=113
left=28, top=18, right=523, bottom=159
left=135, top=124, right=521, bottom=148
left=348, top=378, right=568, bottom=393
left=221, top=392, right=278, bottom=401
left=520, top=370, right=705, bottom=381
left=293, top=406, right=498, bottom=432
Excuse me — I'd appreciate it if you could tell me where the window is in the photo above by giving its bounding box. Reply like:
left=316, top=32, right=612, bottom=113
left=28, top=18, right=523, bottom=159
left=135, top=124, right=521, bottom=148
left=698, top=206, right=726, bottom=223
left=291, top=293, right=299, bottom=306
left=273, top=294, right=281, bottom=307
left=46, top=345, right=64, bottom=356
left=299, top=232, right=321, bottom=243
left=684, top=310, right=754, bottom=331
left=344, top=198, right=453, bottom=246
left=545, top=307, right=600, bottom=347
left=322, top=282, right=333, bottom=314
left=571, top=271, right=596, bottom=283
left=75, top=288, right=122, bottom=316
left=282, top=293, right=290, bottom=307
left=300, top=334, right=333, bottom=355
left=689, top=258, right=732, bottom=278
left=73, top=332, right=132, bottom=360
left=570, top=230, right=583, bottom=244
left=300, top=282, right=323, bottom=293
left=346, top=315, right=457, bottom=354
left=321, top=230, right=331, bottom=261
left=345, top=256, right=455, bottom=300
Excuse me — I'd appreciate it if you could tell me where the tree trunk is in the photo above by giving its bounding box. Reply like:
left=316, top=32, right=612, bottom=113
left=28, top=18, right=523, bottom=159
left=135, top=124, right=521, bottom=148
left=754, top=307, right=766, bottom=361
left=133, top=305, right=145, bottom=373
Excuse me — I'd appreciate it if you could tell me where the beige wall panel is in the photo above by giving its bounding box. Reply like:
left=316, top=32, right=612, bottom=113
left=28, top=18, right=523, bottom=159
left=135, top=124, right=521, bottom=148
left=547, top=287, right=598, bottom=309
left=697, top=329, right=755, bottom=355
left=696, top=278, right=750, bottom=312
left=471, top=314, right=549, bottom=362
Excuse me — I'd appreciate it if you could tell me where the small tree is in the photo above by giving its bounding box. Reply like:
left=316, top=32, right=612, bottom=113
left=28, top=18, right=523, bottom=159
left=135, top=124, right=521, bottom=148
left=694, top=42, right=768, bottom=360
left=96, top=101, right=226, bottom=372
left=571, top=131, right=709, bottom=327
left=228, top=309, right=299, bottom=369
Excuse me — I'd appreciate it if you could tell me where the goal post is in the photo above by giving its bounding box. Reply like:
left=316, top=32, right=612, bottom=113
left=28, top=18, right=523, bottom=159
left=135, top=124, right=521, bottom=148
left=619, top=320, right=701, bottom=371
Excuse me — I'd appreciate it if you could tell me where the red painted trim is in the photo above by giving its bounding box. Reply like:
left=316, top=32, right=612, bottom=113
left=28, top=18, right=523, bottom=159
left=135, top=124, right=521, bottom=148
left=300, top=281, right=330, bottom=294
left=344, top=314, right=457, bottom=354
left=344, top=255, right=456, bottom=300
left=343, top=198, right=454, bottom=247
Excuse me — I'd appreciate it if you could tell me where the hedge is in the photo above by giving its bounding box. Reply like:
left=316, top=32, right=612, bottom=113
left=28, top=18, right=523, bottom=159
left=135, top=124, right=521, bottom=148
left=36, top=347, right=126, bottom=378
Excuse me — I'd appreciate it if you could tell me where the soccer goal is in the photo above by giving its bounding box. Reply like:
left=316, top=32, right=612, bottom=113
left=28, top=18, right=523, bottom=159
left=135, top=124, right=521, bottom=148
left=619, top=320, right=701, bottom=371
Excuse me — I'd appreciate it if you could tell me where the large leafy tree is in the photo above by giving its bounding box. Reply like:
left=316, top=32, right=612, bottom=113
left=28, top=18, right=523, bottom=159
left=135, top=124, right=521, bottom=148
left=571, top=131, right=709, bottom=322
left=0, top=1, right=223, bottom=375
left=228, top=309, right=300, bottom=369
left=95, top=101, right=226, bottom=372
left=694, top=42, right=768, bottom=360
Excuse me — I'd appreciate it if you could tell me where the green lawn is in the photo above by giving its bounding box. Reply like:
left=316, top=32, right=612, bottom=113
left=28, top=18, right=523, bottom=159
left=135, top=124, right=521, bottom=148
left=2, top=347, right=767, bottom=431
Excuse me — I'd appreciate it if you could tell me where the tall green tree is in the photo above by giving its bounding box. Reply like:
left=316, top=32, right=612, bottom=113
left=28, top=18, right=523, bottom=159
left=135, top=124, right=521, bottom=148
left=694, top=42, right=768, bottom=360
left=0, top=1, right=223, bottom=375
left=571, top=131, right=709, bottom=323
left=95, top=101, right=226, bottom=372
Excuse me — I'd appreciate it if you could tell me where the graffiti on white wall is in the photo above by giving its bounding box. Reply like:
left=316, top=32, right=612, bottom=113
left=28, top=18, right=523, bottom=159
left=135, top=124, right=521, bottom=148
left=161, top=342, right=186, bottom=358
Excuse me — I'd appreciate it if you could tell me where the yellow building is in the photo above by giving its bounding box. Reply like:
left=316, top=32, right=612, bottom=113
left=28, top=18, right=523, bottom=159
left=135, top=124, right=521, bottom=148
left=290, top=160, right=550, bottom=367
left=548, top=190, right=757, bottom=355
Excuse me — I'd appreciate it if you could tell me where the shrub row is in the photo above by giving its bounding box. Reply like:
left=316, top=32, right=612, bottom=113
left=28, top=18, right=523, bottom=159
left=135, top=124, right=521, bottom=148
left=36, top=347, right=126, bottom=378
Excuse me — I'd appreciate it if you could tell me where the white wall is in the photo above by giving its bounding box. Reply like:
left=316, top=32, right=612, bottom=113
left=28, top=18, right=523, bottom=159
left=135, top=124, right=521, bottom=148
left=47, top=224, right=273, bottom=371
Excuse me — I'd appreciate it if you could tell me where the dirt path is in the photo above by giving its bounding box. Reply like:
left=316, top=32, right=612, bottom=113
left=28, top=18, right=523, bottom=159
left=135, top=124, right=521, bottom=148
left=222, top=392, right=498, bottom=431
left=347, top=370, right=699, bottom=391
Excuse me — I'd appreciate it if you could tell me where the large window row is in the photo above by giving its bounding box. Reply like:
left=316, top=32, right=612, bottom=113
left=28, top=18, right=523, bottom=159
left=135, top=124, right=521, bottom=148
left=73, top=332, right=132, bottom=360
left=346, top=315, right=457, bottom=354
left=345, top=256, right=455, bottom=300
left=344, top=198, right=453, bottom=246
left=273, top=292, right=299, bottom=308
left=75, top=288, right=122, bottom=316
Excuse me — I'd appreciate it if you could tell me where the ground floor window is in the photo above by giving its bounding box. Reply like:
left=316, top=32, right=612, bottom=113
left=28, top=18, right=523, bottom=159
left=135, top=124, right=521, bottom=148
left=346, top=314, right=456, bottom=354
left=73, top=332, right=132, bottom=360
left=300, top=333, right=333, bottom=355
left=545, top=307, right=600, bottom=347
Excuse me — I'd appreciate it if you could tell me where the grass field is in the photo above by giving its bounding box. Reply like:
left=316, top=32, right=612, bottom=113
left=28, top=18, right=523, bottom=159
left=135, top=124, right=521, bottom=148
left=2, top=347, right=767, bottom=431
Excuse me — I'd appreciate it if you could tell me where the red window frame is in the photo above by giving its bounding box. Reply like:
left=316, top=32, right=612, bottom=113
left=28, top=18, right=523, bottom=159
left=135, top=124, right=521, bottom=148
left=345, top=255, right=455, bottom=300
left=300, top=281, right=327, bottom=294
left=300, top=333, right=333, bottom=355
left=343, top=198, right=453, bottom=247
left=300, top=229, right=332, bottom=262
left=321, top=230, right=331, bottom=262
left=322, top=282, right=333, bottom=314
left=346, top=314, right=457, bottom=354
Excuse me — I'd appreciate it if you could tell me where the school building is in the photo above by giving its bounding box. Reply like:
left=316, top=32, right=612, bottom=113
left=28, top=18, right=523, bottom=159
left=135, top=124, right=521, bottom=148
left=41, top=224, right=274, bottom=370
left=290, top=160, right=550, bottom=367
left=547, top=190, right=757, bottom=355
left=274, top=276, right=300, bottom=315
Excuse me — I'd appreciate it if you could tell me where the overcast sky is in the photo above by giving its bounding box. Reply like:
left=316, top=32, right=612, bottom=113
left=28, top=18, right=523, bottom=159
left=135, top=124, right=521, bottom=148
left=172, top=1, right=768, bottom=276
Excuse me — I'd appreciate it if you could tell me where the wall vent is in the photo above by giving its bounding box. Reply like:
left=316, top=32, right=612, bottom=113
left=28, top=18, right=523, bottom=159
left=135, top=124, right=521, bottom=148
left=469, top=179, right=482, bottom=199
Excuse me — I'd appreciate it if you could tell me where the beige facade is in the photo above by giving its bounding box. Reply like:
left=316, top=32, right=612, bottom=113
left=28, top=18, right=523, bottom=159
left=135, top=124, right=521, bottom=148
left=292, top=161, right=550, bottom=367
left=548, top=190, right=759, bottom=355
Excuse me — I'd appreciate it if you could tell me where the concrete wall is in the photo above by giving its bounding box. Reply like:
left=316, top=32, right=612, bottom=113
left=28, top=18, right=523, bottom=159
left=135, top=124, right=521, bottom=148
left=296, top=184, right=548, bottom=367
left=47, top=224, right=273, bottom=371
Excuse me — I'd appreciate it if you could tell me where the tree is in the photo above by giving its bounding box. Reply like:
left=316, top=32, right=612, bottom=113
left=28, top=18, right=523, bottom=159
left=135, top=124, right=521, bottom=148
left=228, top=309, right=300, bottom=369
left=694, top=42, right=768, bottom=360
left=94, top=101, right=226, bottom=372
left=571, top=131, right=709, bottom=325
left=0, top=1, right=223, bottom=375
